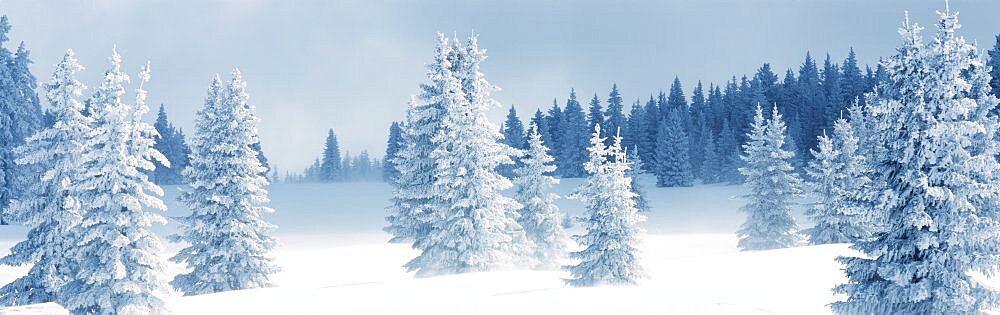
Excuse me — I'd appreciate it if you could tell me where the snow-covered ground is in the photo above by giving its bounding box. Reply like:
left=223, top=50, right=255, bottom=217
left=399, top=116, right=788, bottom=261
left=0, top=175, right=950, bottom=314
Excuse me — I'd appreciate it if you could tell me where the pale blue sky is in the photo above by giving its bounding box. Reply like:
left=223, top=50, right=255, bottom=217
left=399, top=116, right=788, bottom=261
left=2, top=0, right=999, bottom=172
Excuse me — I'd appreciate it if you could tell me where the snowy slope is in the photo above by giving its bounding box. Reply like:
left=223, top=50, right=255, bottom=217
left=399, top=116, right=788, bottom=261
left=0, top=175, right=992, bottom=314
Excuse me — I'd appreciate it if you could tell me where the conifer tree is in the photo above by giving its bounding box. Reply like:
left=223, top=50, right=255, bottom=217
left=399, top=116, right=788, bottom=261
left=640, top=95, right=659, bottom=171
left=834, top=9, right=1000, bottom=313
left=383, top=121, right=404, bottom=182
left=0, top=17, right=44, bottom=225
left=989, top=34, right=1000, bottom=98
left=565, top=125, right=645, bottom=286
left=804, top=119, right=871, bottom=245
left=699, top=115, right=722, bottom=184
left=560, top=89, right=589, bottom=177
left=654, top=110, right=694, bottom=187
left=406, top=34, right=533, bottom=276
left=587, top=93, right=603, bottom=134
left=0, top=50, right=89, bottom=306
left=513, top=126, right=567, bottom=269
left=320, top=129, right=342, bottom=182
left=150, top=104, right=190, bottom=185
left=736, top=105, right=804, bottom=251
left=718, top=118, right=741, bottom=183
left=60, top=49, right=170, bottom=315
left=500, top=106, right=528, bottom=178
left=604, top=84, right=625, bottom=145
left=624, top=99, right=644, bottom=152
left=171, top=70, right=280, bottom=296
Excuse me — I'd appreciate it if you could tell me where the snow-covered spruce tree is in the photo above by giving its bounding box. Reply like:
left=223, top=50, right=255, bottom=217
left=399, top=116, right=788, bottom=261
left=717, top=118, right=742, bottom=184
left=0, top=50, right=89, bottom=306
left=382, top=121, right=404, bottom=182
left=565, top=125, right=646, bottom=286
left=804, top=118, right=872, bottom=245
left=405, top=34, right=533, bottom=276
left=736, top=105, right=804, bottom=251
left=384, top=34, right=453, bottom=244
left=513, top=125, right=568, bottom=269
left=170, top=70, right=280, bottom=296
left=654, top=110, right=694, bottom=187
left=626, top=146, right=651, bottom=213
left=59, top=49, right=170, bottom=314
left=834, top=9, right=1000, bottom=314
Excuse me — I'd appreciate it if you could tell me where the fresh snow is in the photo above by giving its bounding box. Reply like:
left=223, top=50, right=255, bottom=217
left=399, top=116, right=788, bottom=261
left=1, top=176, right=983, bottom=314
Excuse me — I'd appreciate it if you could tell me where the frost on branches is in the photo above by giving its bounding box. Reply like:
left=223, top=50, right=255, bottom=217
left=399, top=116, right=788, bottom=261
left=0, top=50, right=89, bottom=306
left=170, top=70, right=280, bottom=296
left=405, top=34, right=533, bottom=277
left=834, top=9, right=1000, bottom=314
left=565, top=125, right=646, bottom=286
left=513, top=125, right=568, bottom=269
left=59, top=48, right=170, bottom=315
left=736, top=105, right=804, bottom=251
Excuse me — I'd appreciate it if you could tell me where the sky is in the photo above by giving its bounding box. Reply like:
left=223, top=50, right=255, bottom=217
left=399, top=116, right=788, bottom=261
left=2, top=0, right=999, bottom=172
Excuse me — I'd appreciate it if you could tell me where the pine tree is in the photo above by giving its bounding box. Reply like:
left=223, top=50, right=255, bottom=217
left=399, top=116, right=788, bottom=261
left=406, top=34, right=533, bottom=277
left=834, top=9, right=1000, bottom=314
left=383, top=121, right=404, bottom=182
left=500, top=106, right=527, bottom=178
left=0, top=50, right=89, bottom=306
left=513, top=126, right=567, bottom=269
left=560, top=89, right=589, bottom=178
left=688, top=81, right=706, bottom=178
left=841, top=47, right=866, bottom=103
left=565, top=125, right=645, bottom=286
left=171, top=70, right=279, bottom=296
left=822, top=54, right=845, bottom=131
left=320, top=129, right=342, bottom=182
left=736, top=105, right=804, bottom=251
left=804, top=118, right=871, bottom=245
left=587, top=93, right=603, bottom=135
left=654, top=110, right=694, bottom=187
left=543, top=99, right=563, bottom=164
left=699, top=115, right=722, bottom=184
left=150, top=104, right=189, bottom=185
left=640, top=95, right=659, bottom=171
left=0, top=17, right=44, bottom=225
left=604, top=83, right=625, bottom=145
left=60, top=49, right=170, bottom=314
left=624, top=98, right=644, bottom=152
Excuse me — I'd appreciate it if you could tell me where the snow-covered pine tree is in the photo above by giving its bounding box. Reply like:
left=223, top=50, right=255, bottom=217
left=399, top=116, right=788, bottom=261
left=565, top=125, right=645, bottom=286
left=654, top=110, right=694, bottom=187
left=384, top=34, right=453, bottom=244
left=804, top=118, right=872, bottom=245
left=0, top=50, right=89, bottom=306
left=640, top=95, right=659, bottom=172
left=382, top=121, right=404, bottom=182
left=736, top=105, right=804, bottom=251
left=988, top=34, right=1000, bottom=99
left=60, top=49, right=170, bottom=314
left=170, top=70, right=280, bottom=296
left=513, top=125, right=567, bottom=269
left=560, top=89, right=589, bottom=177
left=626, top=146, right=651, bottom=213
left=624, top=98, right=644, bottom=153
left=320, top=129, right=342, bottom=182
left=834, top=8, right=1000, bottom=314
left=406, top=33, right=533, bottom=276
